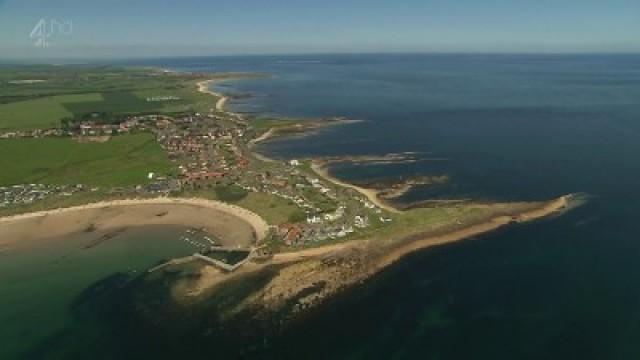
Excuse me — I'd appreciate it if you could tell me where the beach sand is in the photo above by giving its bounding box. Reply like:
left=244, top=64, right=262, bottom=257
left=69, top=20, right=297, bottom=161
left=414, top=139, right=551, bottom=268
left=197, top=80, right=227, bottom=111
left=0, top=75, right=577, bottom=322
left=248, top=128, right=276, bottom=147
left=311, top=161, right=401, bottom=213
left=0, top=198, right=270, bottom=249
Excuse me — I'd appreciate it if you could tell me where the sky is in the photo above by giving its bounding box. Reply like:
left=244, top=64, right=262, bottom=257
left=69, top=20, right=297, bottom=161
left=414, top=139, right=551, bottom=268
left=1, top=0, right=639, bottom=59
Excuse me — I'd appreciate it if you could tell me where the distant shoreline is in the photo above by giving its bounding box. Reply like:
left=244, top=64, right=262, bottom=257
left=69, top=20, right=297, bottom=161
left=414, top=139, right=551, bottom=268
left=310, top=160, right=401, bottom=213
left=197, top=80, right=227, bottom=111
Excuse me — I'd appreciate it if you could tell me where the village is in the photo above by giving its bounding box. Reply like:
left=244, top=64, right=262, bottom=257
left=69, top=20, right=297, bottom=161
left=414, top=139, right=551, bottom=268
left=0, top=183, right=86, bottom=208
left=0, top=101, right=394, bottom=247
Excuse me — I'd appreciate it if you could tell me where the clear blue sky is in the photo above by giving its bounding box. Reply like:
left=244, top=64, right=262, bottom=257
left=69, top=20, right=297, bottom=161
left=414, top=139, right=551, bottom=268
left=1, top=0, right=639, bottom=58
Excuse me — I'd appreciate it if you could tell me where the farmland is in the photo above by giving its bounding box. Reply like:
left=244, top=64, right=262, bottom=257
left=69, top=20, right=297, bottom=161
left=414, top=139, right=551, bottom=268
left=0, top=65, right=215, bottom=130
left=0, top=133, right=172, bottom=187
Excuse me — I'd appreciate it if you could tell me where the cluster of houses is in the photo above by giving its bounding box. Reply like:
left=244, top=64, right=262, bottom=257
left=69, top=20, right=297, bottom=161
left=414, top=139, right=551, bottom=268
left=76, top=114, right=170, bottom=136
left=1, top=184, right=85, bottom=208
left=155, top=114, right=251, bottom=185
left=0, top=128, right=67, bottom=139
left=136, top=178, right=182, bottom=195
left=0, top=114, right=172, bottom=140
left=146, top=95, right=180, bottom=102
left=277, top=219, right=367, bottom=246
left=0, top=102, right=396, bottom=248
left=238, top=168, right=337, bottom=214
left=229, top=158, right=390, bottom=246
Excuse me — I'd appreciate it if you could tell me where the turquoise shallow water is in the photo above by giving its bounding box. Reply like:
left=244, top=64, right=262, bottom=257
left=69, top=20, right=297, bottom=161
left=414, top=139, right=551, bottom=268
left=0, top=225, right=197, bottom=359
left=8, top=54, right=640, bottom=358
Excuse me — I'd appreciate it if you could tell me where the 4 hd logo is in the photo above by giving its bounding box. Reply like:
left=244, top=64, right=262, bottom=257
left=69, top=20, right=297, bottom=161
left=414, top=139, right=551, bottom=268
left=30, top=18, right=73, bottom=48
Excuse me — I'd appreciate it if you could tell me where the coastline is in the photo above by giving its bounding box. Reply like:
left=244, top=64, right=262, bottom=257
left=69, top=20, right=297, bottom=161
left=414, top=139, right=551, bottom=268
left=275, top=195, right=570, bottom=266
left=197, top=80, right=228, bottom=111
left=201, top=194, right=575, bottom=316
left=375, top=195, right=570, bottom=270
left=310, top=160, right=401, bottom=213
left=0, top=198, right=270, bottom=248
left=2, top=71, right=582, bottom=323
left=247, top=128, right=279, bottom=163
left=248, top=127, right=276, bottom=147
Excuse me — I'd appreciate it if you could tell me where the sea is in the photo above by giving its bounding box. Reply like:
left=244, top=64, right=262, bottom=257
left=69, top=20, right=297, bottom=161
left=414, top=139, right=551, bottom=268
left=4, top=53, right=640, bottom=359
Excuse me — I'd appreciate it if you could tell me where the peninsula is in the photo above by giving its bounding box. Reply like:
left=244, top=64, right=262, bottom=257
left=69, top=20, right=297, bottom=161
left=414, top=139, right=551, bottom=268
left=0, top=65, right=580, bottom=323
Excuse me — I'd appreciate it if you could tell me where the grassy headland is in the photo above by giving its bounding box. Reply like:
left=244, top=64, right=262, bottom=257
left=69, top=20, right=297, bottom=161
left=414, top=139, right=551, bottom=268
left=0, top=65, right=582, bottom=325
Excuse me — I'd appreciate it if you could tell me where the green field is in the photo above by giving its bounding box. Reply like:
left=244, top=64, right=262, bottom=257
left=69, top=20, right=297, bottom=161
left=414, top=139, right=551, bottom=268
left=0, top=66, right=217, bottom=130
left=0, top=93, right=103, bottom=130
left=0, top=66, right=187, bottom=99
left=250, top=117, right=306, bottom=131
left=0, top=134, right=172, bottom=187
left=180, top=189, right=301, bottom=225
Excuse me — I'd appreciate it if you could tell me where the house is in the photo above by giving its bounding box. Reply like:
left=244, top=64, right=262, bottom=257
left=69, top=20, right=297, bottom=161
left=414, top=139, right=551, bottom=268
left=238, top=157, right=250, bottom=167
left=156, top=118, right=172, bottom=129
left=278, top=223, right=304, bottom=246
left=79, top=123, right=116, bottom=136
left=79, top=123, right=93, bottom=135
left=307, top=215, right=322, bottom=224
left=119, top=118, right=139, bottom=132
left=354, top=215, right=369, bottom=228
left=184, top=171, right=227, bottom=182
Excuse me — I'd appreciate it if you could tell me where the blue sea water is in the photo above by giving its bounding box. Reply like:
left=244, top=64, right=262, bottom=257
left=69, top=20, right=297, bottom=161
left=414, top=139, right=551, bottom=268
left=102, top=54, right=640, bottom=358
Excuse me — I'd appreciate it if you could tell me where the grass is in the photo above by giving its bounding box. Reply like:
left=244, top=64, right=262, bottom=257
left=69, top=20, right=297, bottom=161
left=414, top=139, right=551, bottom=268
left=249, top=117, right=305, bottom=132
left=235, top=193, right=302, bottom=225
left=0, top=190, right=131, bottom=218
left=0, top=66, right=218, bottom=130
left=341, top=205, right=492, bottom=248
left=0, top=89, right=211, bottom=130
left=214, top=185, right=249, bottom=202
left=0, top=66, right=190, bottom=99
left=0, top=133, right=172, bottom=187
left=0, top=93, right=103, bottom=130
left=179, top=189, right=301, bottom=226
left=62, top=91, right=158, bottom=116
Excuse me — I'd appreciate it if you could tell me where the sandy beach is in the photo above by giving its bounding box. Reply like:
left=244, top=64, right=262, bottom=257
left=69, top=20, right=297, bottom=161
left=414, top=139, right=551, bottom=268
left=0, top=198, right=270, bottom=249
left=311, top=161, right=401, bottom=213
left=1, top=72, right=580, bottom=324
left=197, top=80, right=228, bottom=111
left=248, top=128, right=276, bottom=147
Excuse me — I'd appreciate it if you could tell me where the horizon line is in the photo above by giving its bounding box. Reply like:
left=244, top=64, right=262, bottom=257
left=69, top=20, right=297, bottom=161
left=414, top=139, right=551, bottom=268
left=2, top=50, right=640, bottom=65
